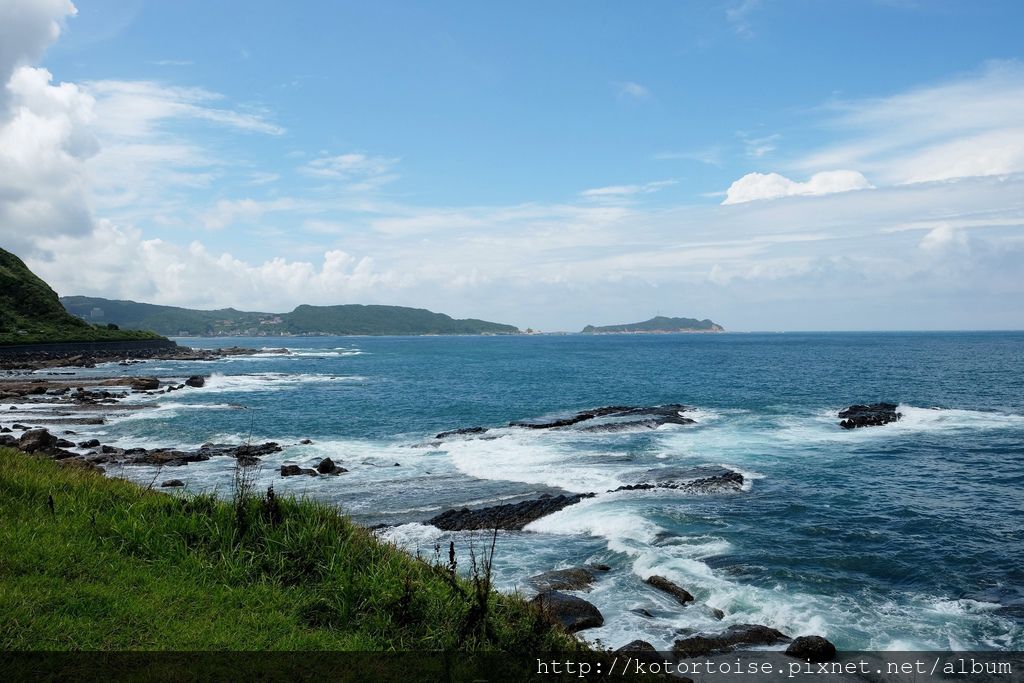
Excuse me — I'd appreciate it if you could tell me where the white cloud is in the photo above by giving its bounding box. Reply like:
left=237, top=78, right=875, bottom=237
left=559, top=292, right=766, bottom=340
left=200, top=198, right=300, bottom=230
left=303, top=152, right=397, bottom=179
left=580, top=180, right=676, bottom=199
left=84, top=80, right=283, bottom=137
left=30, top=221, right=398, bottom=310
left=0, top=0, right=74, bottom=95
left=740, top=132, right=780, bottom=158
left=722, top=170, right=872, bottom=204
left=726, top=0, right=761, bottom=37
left=653, top=147, right=723, bottom=166
left=796, top=60, right=1024, bottom=185
left=614, top=81, right=650, bottom=100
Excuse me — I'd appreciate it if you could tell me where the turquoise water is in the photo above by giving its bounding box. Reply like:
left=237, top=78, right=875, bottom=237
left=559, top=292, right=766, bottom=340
left=36, top=332, right=1024, bottom=650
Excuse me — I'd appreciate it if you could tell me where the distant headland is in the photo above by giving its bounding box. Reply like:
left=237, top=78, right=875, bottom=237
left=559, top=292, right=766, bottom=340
left=60, top=296, right=519, bottom=337
left=581, top=316, right=724, bottom=334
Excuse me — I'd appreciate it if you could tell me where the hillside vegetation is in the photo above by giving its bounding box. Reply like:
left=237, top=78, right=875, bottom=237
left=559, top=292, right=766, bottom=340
left=61, top=297, right=520, bottom=337
left=0, top=448, right=582, bottom=655
left=0, top=249, right=162, bottom=345
left=581, top=316, right=724, bottom=334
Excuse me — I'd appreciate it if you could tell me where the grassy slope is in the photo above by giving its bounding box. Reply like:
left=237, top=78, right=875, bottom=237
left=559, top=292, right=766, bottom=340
left=0, top=249, right=162, bottom=345
left=0, top=449, right=582, bottom=652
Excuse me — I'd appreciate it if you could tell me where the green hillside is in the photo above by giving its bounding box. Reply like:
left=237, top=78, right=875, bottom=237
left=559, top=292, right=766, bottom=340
left=0, top=249, right=162, bottom=345
left=0, top=448, right=583, bottom=657
left=581, top=316, right=723, bottom=334
left=61, top=297, right=520, bottom=336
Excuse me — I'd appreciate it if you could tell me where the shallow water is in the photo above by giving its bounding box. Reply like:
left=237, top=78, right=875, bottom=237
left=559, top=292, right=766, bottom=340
left=25, top=332, right=1024, bottom=650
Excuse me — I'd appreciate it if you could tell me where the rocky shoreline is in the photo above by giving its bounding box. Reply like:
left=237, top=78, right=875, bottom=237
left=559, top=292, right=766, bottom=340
left=0, top=343, right=281, bottom=372
left=0, top=366, right=893, bottom=658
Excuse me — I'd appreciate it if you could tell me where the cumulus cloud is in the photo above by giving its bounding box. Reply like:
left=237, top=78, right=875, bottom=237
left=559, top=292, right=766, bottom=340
left=0, top=0, right=94, bottom=250
left=30, top=221, right=397, bottom=311
left=0, top=0, right=74, bottom=96
left=722, top=170, right=872, bottom=205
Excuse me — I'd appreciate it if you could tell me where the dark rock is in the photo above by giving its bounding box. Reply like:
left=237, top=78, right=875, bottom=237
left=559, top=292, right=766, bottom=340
left=673, top=624, right=791, bottom=658
left=184, top=375, right=206, bottom=388
left=299, top=438, right=313, bottom=445
left=616, top=639, right=658, bottom=654
left=589, top=563, right=612, bottom=572
left=161, top=479, right=185, bottom=488
left=614, top=467, right=744, bottom=495
left=128, top=449, right=210, bottom=467
left=510, top=404, right=694, bottom=431
left=427, top=493, right=592, bottom=531
left=530, top=591, right=604, bottom=633
left=528, top=567, right=597, bottom=592
left=54, top=438, right=75, bottom=448
left=785, top=635, right=837, bottom=663
left=18, top=429, right=57, bottom=453
left=709, top=607, right=726, bottom=620
left=631, top=607, right=655, bottom=619
left=130, top=377, right=160, bottom=391
left=281, top=464, right=317, bottom=477
left=0, top=434, right=17, bottom=447
left=100, top=444, right=120, bottom=454
left=78, top=439, right=101, bottom=448
left=435, top=426, right=488, bottom=439
left=12, top=423, right=29, bottom=430
left=645, top=575, right=695, bottom=605
left=231, top=442, right=282, bottom=458
left=316, top=457, right=347, bottom=475
left=838, top=402, right=901, bottom=429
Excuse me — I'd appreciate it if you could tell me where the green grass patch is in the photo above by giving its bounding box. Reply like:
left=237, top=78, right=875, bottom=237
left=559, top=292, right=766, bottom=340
left=0, top=449, right=583, bottom=652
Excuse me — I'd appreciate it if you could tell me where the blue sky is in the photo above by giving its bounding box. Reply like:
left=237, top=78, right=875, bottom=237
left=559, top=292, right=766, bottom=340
left=3, top=0, right=1024, bottom=330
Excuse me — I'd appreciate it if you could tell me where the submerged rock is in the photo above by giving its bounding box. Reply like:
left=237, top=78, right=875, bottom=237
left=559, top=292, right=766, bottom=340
left=612, top=467, right=745, bottom=495
left=645, top=575, right=695, bottom=605
left=510, top=404, right=694, bottom=431
left=435, top=426, right=488, bottom=439
left=161, top=479, right=185, bottom=488
left=673, top=624, right=791, bottom=658
left=785, top=635, right=837, bottom=662
left=281, top=464, right=317, bottom=477
left=316, top=457, right=347, bottom=475
left=838, top=403, right=901, bottom=429
left=530, top=591, right=604, bottom=633
left=528, top=567, right=598, bottom=592
left=427, top=493, right=592, bottom=531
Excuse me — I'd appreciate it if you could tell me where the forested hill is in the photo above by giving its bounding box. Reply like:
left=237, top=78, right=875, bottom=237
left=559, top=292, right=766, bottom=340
left=581, top=316, right=724, bottom=334
left=0, top=248, right=162, bottom=345
left=60, top=297, right=520, bottom=336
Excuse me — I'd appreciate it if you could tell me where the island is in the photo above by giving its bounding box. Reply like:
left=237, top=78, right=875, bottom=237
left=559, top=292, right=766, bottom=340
left=581, top=316, right=724, bottom=334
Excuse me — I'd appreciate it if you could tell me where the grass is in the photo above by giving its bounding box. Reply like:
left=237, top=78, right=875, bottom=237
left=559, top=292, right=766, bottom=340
left=0, top=448, right=584, bottom=652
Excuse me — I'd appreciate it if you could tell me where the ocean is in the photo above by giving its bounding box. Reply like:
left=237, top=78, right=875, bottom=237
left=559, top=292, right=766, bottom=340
left=27, top=331, right=1024, bottom=651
